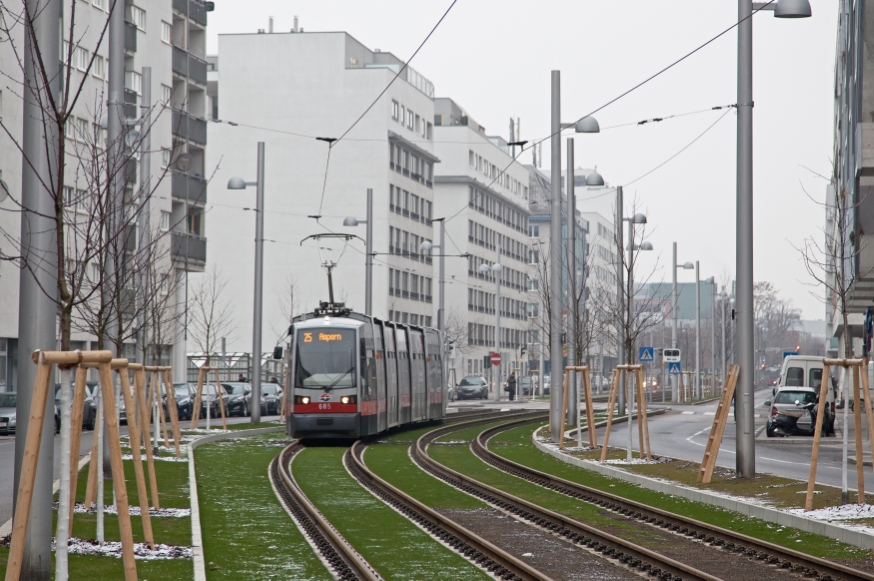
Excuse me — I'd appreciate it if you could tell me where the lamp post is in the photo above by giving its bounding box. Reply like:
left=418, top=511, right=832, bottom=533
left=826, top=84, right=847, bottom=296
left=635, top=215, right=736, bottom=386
left=708, top=277, right=716, bottom=392
left=736, top=0, right=810, bottom=477
left=617, top=199, right=648, bottom=413
left=671, top=242, right=694, bottom=403
left=419, top=221, right=449, bottom=411
left=228, top=142, right=266, bottom=424
left=480, top=249, right=502, bottom=401
left=695, top=261, right=700, bottom=399
left=343, top=188, right=374, bottom=315
left=626, top=236, right=653, bottom=462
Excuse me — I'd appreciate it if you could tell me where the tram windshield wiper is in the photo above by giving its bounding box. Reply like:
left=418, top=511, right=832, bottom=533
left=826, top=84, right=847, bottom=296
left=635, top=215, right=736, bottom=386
left=324, top=367, right=354, bottom=390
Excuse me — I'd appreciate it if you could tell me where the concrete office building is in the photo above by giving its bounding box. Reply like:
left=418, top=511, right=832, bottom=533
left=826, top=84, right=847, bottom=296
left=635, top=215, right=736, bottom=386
left=0, top=0, right=211, bottom=388
left=432, top=98, right=531, bottom=384
left=205, top=29, right=438, bottom=354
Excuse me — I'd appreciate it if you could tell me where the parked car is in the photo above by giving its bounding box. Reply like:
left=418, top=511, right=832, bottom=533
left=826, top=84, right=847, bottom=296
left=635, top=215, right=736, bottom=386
left=86, top=383, right=127, bottom=424
left=200, top=384, right=229, bottom=418
left=765, top=386, right=835, bottom=437
left=222, top=382, right=253, bottom=417
left=456, top=376, right=488, bottom=400
left=0, top=392, right=17, bottom=435
left=54, top=384, right=96, bottom=430
left=260, top=383, right=284, bottom=415
left=169, top=383, right=195, bottom=420
left=520, top=376, right=536, bottom=396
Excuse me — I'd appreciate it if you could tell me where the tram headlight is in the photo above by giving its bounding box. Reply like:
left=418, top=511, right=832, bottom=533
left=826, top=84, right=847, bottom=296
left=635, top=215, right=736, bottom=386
left=340, top=396, right=356, bottom=405
left=295, top=396, right=310, bottom=405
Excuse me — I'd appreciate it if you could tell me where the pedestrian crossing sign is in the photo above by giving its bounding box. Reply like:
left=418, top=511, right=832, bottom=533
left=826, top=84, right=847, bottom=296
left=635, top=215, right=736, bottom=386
left=639, top=347, right=654, bottom=362
left=668, top=362, right=682, bottom=375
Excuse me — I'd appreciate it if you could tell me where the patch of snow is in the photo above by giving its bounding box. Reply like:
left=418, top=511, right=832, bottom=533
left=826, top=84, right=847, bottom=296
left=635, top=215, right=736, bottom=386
left=121, top=453, right=188, bottom=463
left=785, top=504, right=874, bottom=521
left=61, top=538, right=192, bottom=560
left=599, top=457, right=671, bottom=466
left=55, top=502, right=190, bottom=518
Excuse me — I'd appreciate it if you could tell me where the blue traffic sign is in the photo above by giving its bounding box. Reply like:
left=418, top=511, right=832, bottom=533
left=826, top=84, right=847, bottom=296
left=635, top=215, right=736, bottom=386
left=668, top=362, right=682, bottom=375
left=783, top=351, right=798, bottom=359
left=639, top=347, right=654, bottom=362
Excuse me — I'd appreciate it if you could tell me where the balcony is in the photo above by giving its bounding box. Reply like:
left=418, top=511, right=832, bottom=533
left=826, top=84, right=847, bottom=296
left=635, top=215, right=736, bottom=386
left=124, top=21, right=137, bottom=53
left=123, top=89, right=137, bottom=119
left=172, top=109, right=207, bottom=145
left=171, top=231, right=207, bottom=264
left=172, top=170, right=207, bottom=204
left=172, top=46, right=207, bottom=85
left=173, top=0, right=207, bottom=25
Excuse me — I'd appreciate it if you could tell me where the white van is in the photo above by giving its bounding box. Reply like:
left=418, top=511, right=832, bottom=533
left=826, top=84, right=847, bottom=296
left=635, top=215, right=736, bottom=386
left=843, top=361, right=874, bottom=411
left=776, top=356, right=837, bottom=407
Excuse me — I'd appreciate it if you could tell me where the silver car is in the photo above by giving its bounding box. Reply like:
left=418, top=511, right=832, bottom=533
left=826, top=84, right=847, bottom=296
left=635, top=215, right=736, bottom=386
left=456, top=376, right=488, bottom=400
left=0, top=392, right=16, bottom=435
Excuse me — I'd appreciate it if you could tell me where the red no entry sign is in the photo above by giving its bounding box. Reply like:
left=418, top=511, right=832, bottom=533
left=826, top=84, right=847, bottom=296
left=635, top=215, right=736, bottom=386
left=490, top=352, right=502, bottom=366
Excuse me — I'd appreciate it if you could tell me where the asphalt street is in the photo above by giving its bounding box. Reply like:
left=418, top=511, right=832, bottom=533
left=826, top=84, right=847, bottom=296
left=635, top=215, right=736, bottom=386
left=0, top=414, right=280, bottom=528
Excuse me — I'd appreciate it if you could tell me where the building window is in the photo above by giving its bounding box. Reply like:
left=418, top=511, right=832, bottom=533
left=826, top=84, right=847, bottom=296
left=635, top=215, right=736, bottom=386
left=76, top=117, right=89, bottom=141
left=426, top=122, right=432, bottom=140
left=161, top=21, right=171, bottom=44
left=75, top=46, right=89, bottom=72
left=64, top=119, right=74, bottom=139
left=125, top=70, right=142, bottom=95
left=161, top=148, right=171, bottom=168
left=391, top=100, right=399, bottom=121
left=63, top=186, right=74, bottom=208
left=528, top=224, right=539, bottom=237
left=127, top=5, right=146, bottom=30
left=92, top=54, right=105, bottom=79
left=162, top=85, right=172, bottom=104
left=92, top=0, right=106, bottom=10
left=160, top=275, right=170, bottom=295
left=388, top=268, right=395, bottom=294
left=160, top=211, right=170, bottom=231
left=406, top=109, right=414, bottom=130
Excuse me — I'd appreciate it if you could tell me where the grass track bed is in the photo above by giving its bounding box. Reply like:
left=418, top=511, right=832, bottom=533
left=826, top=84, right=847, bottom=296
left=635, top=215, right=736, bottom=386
left=490, top=422, right=871, bottom=561
left=197, top=434, right=330, bottom=581
left=294, top=446, right=490, bottom=580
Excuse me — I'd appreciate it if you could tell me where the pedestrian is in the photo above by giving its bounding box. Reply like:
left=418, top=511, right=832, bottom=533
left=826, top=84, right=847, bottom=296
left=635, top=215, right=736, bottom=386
left=238, top=373, right=247, bottom=382
left=508, top=371, right=517, bottom=402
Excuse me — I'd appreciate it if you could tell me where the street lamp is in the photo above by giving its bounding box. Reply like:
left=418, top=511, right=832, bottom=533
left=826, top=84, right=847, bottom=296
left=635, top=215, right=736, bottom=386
left=342, top=188, right=373, bottom=315
left=624, top=217, right=651, bottom=462
left=671, top=242, right=695, bottom=403
left=479, top=257, right=502, bottom=401
left=227, top=141, right=265, bottom=424
left=736, top=0, right=810, bottom=477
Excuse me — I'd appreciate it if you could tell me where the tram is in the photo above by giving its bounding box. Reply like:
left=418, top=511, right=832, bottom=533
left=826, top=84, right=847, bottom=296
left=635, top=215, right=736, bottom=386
left=286, top=302, right=445, bottom=439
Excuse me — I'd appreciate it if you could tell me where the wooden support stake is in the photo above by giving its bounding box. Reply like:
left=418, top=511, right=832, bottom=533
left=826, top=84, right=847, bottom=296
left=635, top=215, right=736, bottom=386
left=191, top=367, right=206, bottom=428
left=153, top=371, right=171, bottom=448
left=582, top=367, right=596, bottom=448
left=139, top=371, right=160, bottom=509
left=4, top=359, right=52, bottom=581
left=698, top=364, right=739, bottom=483
left=68, top=366, right=88, bottom=530
left=83, top=405, right=100, bottom=509
left=805, top=362, right=833, bottom=511
left=854, top=364, right=865, bottom=504
left=97, top=363, right=138, bottom=581
left=213, top=367, right=227, bottom=430
left=559, top=368, right=570, bottom=450
left=636, top=368, right=652, bottom=460
left=117, top=366, right=155, bottom=549
left=600, top=370, right=620, bottom=462
left=861, top=360, right=874, bottom=497
left=162, top=368, right=183, bottom=457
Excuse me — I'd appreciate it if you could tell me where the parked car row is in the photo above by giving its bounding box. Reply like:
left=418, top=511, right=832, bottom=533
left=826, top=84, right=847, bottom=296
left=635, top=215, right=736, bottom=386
left=167, top=381, right=284, bottom=419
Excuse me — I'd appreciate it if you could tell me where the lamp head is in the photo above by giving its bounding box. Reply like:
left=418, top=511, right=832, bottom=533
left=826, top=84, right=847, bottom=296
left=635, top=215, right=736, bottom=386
left=632, top=213, right=647, bottom=224
left=585, top=170, right=605, bottom=187
left=639, top=241, right=653, bottom=251
left=574, top=116, right=600, bottom=134
left=682, top=262, right=694, bottom=269
left=227, top=176, right=247, bottom=190
left=775, top=0, right=811, bottom=18
left=343, top=216, right=359, bottom=227
left=491, top=263, right=503, bottom=272
left=419, top=240, right=433, bottom=252
left=478, top=264, right=491, bottom=273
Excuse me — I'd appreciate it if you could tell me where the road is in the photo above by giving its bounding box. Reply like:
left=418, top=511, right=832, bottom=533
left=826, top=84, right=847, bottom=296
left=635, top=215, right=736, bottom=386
left=0, top=414, right=282, bottom=528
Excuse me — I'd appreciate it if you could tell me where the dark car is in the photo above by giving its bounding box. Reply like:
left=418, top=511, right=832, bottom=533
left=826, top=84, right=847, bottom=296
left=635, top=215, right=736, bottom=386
left=765, top=387, right=835, bottom=437
left=260, top=383, right=283, bottom=415
left=54, top=384, right=97, bottom=431
left=169, top=383, right=195, bottom=420
left=86, top=383, right=127, bottom=425
left=456, top=376, right=488, bottom=400
left=200, top=383, right=229, bottom=418
left=222, top=383, right=253, bottom=417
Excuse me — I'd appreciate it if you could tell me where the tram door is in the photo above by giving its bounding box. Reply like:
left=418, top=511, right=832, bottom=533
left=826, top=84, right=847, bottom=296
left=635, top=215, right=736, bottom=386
left=373, top=321, right=387, bottom=432
left=409, top=329, right=426, bottom=421
left=383, top=322, right=399, bottom=428
left=424, top=329, right=443, bottom=419
left=396, top=327, right=412, bottom=425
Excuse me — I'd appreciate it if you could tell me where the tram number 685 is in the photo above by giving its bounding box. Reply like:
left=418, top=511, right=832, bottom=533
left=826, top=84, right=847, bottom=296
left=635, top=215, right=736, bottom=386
left=318, top=403, right=331, bottom=410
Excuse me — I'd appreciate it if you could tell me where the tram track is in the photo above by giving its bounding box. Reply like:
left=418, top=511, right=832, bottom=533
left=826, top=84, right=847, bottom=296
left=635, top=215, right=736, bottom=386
left=465, top=419, right=874, bottom=581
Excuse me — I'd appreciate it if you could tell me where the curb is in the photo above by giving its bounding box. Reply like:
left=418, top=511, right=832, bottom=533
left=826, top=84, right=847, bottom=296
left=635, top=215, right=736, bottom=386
left=532, top=429, right=874, bottom=551
left=187, top=425, right=286, bottom=581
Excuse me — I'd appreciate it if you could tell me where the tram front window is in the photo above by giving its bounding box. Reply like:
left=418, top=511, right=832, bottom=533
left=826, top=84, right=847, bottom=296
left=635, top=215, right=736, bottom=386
left=295, top=328, right=356, bottom=389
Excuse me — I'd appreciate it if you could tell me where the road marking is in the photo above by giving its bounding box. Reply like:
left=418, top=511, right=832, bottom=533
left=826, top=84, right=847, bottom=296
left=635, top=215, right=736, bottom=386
left=681, top=411, right=695, bottom=415
left=761, top=456, right=841, bottom=471
left=704, top=412, right=715, bottom=416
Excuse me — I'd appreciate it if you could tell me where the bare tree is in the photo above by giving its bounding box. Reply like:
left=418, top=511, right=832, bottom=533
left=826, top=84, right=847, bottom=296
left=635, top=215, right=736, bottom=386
left=272, top=273, right=299, bottom=341
left=189, top=266, right=236, bottom=365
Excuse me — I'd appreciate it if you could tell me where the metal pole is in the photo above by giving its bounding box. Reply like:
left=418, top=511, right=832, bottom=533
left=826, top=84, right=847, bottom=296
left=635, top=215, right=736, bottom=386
left=736, top=0, right=755, bottom=476
left=615, top=186, right=625, bottom=413
left=493, top=241, right=501, bottom=402
left=711, top=281, right=716, bottom=392
left=566, top=137, right=576, bottom=422
left=627, top=218, right=634, bottom=461
left=438, top=219, right=445, bottom=332
left=695, top=261, right=701, bottom=400
left=721, top=290, right=727, bottom=383
left=15, top=0, right=60, bottom=574
left=365, top=188, right=373, bottom=315
left=549, top=71, right=564, bottom=439
left=251, top=142, right=265, bottom=424
left=139, top=67, right=152, bottom=365
left=672, top=242, right=678, bottom=403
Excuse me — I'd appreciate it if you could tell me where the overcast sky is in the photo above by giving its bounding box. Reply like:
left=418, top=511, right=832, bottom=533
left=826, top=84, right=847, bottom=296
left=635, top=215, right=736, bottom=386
left=207, top=1, right=837, bottom=321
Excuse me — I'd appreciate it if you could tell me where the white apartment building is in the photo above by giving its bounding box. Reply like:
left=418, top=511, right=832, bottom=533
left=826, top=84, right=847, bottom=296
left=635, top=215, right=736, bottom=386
left=0, top=0, right=211, bottom=388
left=205, top=30, right=438, bottom=353
left=432, top=98, right=531, bottom=383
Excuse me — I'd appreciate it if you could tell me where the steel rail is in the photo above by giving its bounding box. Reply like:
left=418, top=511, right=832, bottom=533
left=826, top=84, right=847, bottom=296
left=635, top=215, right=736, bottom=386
left=476, top=421, right=874, bottom=581
left=415, top=415, right=722, bottom=581
left=271, top=442, right=382, bottom=581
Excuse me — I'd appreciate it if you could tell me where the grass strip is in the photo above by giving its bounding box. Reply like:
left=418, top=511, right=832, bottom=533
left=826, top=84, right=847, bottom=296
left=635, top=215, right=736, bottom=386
left=491, top=422, right=872, bottom=560
left=294, top=447, right=490, bottom=580
left=196, top=434, right=330, bottom=581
